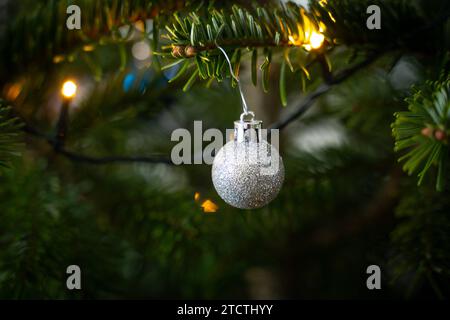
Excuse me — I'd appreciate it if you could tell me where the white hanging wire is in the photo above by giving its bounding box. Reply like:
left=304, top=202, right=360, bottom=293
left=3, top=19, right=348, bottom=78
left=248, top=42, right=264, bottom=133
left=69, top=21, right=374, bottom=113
left=215, top=38, right=254, bottom=120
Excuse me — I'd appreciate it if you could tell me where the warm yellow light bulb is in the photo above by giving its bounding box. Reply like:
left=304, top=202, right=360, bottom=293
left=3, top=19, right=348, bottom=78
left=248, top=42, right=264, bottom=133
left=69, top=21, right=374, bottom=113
left=309, top=31, right=325, bottom=50
left=288, top=35, right=296, bottom=45
left=61, top=80, right=77, bottom=98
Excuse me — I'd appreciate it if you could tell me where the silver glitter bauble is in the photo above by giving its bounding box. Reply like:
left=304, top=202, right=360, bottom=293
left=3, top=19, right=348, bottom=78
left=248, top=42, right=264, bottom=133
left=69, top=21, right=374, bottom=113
left=212, top=118, right=284, bottom=209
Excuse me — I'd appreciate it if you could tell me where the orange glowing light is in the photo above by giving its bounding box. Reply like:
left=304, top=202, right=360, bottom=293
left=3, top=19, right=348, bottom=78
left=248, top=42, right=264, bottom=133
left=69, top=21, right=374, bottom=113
left=201, top=199, right=218, bottom=213
left=53, top=55, right=65, bottom=64
left=61, top=80, right=77, bottom=99
left=288, top=19, right=326, bottom=51
left=83, top=45, right=95, bottom=52
left=5, top=83, right=22, bottom=101
left=288, top=35, right=298, bottom=45
left=135, top=20, right=145, bottom=32
left=308, top=31, right=325, bottom=50
left=194, top=192, right=201, bottom=202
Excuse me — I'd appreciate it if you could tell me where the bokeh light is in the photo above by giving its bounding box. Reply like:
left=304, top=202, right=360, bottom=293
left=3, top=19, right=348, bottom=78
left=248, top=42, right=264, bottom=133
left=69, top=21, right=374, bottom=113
left=132, top=41, right=151, bottom=61
left=61, top=80, right=77, bottom=98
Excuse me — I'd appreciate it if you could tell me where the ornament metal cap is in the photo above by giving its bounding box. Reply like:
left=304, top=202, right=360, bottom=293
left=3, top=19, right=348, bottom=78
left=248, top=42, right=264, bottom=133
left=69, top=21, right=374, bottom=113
left=234, top=111, right=263, bottom=143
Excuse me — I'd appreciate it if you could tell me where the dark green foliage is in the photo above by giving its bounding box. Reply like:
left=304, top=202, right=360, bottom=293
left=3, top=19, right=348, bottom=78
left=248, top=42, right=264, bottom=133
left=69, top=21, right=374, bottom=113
left=312, top=0, right=450, bottom=52
left=163, top=2, right=327, bottom=104
left=0, top=101, right=23, bottom=169
left=390, top=186, right=450, bottom=299
left=0, top=0, right=185, bottom=78
left=166, top=3, right=320, bottom=49
left=163, top=0, right=449, bottom=105
left=0, top=161, right=127, bottom=298
left=0, top=0, right=450, bottom=300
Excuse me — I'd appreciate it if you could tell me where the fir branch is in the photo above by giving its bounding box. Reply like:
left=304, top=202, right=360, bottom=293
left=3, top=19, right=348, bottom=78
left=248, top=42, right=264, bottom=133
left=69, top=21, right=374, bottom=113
left=163, top=2, right=329, bottom=103
left=269, top=50, right=383, bottom=130
left=392, top=76, right=450, bottom=191
left=166, top=4, right=318, bottom=53
left=163, top=0, right=449, bottom=105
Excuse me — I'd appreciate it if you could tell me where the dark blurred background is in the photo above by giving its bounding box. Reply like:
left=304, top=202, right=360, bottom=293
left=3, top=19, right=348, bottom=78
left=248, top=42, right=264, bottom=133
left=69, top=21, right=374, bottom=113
left=0, top=0, right=449, bottom=299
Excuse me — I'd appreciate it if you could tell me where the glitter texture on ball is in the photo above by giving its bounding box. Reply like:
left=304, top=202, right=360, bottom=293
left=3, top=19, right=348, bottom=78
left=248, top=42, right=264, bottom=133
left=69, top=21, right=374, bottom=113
left=212, top=140, right=284, bottom=209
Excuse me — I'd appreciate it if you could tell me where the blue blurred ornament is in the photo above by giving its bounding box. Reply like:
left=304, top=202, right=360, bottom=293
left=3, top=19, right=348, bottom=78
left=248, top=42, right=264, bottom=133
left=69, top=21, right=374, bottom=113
left=122, top=73, right=136, bottom=92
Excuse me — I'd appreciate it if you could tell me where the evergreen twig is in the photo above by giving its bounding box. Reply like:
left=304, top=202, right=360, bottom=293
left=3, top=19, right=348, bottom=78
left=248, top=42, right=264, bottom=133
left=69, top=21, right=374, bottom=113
left=269, top=51, right=383, bottom=130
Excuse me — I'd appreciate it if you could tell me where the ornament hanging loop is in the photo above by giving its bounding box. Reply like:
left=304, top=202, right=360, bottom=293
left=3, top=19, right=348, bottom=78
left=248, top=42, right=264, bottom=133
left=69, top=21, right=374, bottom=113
left=240, top=111, right=255, bottom=122
left=215, top=33, right=251, bottom=116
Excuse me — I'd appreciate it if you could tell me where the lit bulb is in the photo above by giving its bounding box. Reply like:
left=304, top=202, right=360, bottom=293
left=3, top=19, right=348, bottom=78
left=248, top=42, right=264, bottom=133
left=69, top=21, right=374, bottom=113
left=308, top=31, right=325, bottom=50
left=288, top=35, right=297, bottom=45
left=132, top=41, right=151, bottom=61
left=289, top=31, right=325, bottom=50
left=61, top=80, right=77, bottom=98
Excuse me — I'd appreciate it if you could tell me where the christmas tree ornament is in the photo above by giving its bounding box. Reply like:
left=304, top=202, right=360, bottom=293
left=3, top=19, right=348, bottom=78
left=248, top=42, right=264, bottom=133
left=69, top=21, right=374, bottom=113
left=211, top=43, right=284, bottom=209
left=212, top=112, right=284, bottom=209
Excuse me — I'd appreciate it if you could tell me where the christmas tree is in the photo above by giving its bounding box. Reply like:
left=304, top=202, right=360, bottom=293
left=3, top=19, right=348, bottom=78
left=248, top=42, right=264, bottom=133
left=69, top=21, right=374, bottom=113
left=0, top=0, right=449, bottom=299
